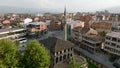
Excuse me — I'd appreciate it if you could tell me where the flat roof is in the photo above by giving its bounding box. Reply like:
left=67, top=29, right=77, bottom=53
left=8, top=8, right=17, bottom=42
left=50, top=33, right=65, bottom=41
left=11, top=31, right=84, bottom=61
left=0, top=28, right=25, bottom=34
left=106, top=32, right=120, bottom=39
left=67, top=20, right=84, bottom=25
left=28, top=22, right=45, bottom=25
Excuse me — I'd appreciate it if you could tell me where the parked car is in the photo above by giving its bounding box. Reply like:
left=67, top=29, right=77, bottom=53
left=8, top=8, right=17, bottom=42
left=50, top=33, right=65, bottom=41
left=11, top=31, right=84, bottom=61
left=18, top=38, right=27, bottom=44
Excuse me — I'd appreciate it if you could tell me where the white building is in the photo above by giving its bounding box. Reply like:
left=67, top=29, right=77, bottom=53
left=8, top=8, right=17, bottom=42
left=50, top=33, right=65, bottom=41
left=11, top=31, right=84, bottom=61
left=0, top=28, right=26, bottom=40
left=104, top=32, right=120, bottom=56
left=67, top=20, right=84, bottom=39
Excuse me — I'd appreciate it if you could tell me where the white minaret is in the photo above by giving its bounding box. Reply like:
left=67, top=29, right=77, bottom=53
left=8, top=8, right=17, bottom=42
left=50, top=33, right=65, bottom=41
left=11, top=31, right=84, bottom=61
left=64, top=7, right=67, bottom=41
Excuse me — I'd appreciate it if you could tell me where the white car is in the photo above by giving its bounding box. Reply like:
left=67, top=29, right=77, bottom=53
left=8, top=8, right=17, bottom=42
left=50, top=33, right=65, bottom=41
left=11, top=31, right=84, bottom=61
left=19, top=38, right=27, bottom=44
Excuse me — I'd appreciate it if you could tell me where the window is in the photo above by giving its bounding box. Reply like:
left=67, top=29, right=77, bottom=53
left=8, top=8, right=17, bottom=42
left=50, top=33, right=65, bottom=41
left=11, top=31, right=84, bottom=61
left=64, top=49, right=66, bottom=53
left=70, top=54, right=72, bottom=56
left=56, top=57, right=58, bottom=63
left=112, top=38, right=117, bottom=42
left=111, top=43, right=116, bottom=47
left=105, top=41, right=110, bottom=45
left=106, top=36, right=111, bottom=40
left=56, top=52, right=58, bottom=55
left=105, top=46, right=108, bottom=49
left=118, top=39, right=120, bottom=42
left=60, top=51, right=62, bottom=54
left=60, top=56, right=62, bottom=61
left=118, top=51, right=120, bottom=54
left=68, top=48, right=70, bottom=51
left=117, top=45, right=120, bottom=48
left=71, top=48, right=72, bottom=51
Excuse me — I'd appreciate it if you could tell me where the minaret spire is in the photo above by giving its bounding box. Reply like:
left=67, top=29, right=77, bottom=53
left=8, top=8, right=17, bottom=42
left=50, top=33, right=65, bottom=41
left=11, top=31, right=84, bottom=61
left=64, top=6, right=66, bottom=17
left=64, top=6, right=67, bottom=41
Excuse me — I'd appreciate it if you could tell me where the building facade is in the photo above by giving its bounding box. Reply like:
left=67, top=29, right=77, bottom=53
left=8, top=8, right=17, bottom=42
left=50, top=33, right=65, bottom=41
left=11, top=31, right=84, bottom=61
left=82, top=35, right=102, bottom=53
left=67, top=20, right=84, bottom=40
left=0, top=28, right=26, bottom=40
left=91, top=22, right=112, bottom=33
left=26, top=22, right=47, bottom=38
left=50, top=20, right=62, bottom=31
left=40, top=37, right=74, bottom=68
left=104, top=32, right=120, bottom=56
left=72, top=27, right=102, bottom=53
left=72, top=27, right=89, bottom=43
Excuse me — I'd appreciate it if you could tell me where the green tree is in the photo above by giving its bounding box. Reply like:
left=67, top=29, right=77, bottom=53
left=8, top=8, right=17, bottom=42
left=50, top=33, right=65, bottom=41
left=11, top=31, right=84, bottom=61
left=0, top=39, right=19, bottom=68
left=18, top=23, right=24, bottom=28
left=22, top=40, right=50, bottom=68
left=100, top=31, right=106, bottom=38
left=69, top=57, right=80, bottom=68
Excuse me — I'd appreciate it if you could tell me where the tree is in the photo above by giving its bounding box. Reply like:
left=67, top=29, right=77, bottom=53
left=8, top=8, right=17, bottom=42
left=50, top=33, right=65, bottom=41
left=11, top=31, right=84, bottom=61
left=18, top=23, right=24, bottom=28
left=22, top=40, right=50, bottom=68
left=0, top=39, right=19, bottom=68
left=69, top=57, right=80, bottom=68
left=100, top=31, right=106, bottom=38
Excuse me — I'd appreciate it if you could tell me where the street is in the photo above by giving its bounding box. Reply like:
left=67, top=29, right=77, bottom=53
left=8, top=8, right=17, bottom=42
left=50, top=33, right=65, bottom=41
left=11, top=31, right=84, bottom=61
left=39, top=30, right=65, bottom=40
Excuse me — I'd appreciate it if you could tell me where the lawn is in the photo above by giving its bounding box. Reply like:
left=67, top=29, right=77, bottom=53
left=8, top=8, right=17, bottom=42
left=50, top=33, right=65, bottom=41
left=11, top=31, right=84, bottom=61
left=88, top=62, right=97, bottom=68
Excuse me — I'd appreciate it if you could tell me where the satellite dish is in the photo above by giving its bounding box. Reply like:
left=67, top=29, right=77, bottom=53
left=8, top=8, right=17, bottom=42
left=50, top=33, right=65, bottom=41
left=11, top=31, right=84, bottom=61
left=24, top=18, right=33, bottom=24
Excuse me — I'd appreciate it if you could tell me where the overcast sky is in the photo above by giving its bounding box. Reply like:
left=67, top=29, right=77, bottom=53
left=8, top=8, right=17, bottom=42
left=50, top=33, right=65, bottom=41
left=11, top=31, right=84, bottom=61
left=0, top=0, right=120, bottom=12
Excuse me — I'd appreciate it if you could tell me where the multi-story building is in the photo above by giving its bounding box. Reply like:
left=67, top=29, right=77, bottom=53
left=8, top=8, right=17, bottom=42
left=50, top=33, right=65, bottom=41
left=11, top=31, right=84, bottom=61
left=72, top=27, right=89, bottom=43
left=109, top=14, right=120, bottom=22
left=72, top=27, right=102, bottom=53
left=81, top=28, right=101, bottom=53
left=94, top=10, right=110, bottom=21
left=26, top=22, right=47, bottom=37
left=104, top=32, right=120, bottom=56
left=0, top=28, right=26, bottom=40
left=112, top=25, right=120, bottom=32
left=2, top=19, right=12, bottom=29
left=34, top=16, right=40, bottom=22
left=67, top=20, right=84, bottom=39
left=91, top=22, right=112, bottom=33
left=50, top=20, right=62, bottom=31
left=82, top=34, right=102, bottom=53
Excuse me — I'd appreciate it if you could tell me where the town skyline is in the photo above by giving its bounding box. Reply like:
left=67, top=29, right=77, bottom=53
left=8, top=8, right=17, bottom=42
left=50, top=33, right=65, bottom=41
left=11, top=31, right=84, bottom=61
left=1, top=0, right=120, bottom=13
left=0, top=1, right=120, bottom=68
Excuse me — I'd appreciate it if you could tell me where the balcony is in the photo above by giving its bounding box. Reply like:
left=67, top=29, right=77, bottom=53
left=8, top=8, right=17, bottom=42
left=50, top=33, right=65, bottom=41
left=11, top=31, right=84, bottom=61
left=0, top=33, right=26, bottom=40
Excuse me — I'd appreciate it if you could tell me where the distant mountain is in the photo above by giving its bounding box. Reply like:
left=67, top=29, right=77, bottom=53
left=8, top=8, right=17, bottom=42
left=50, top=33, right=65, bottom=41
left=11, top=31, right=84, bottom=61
left=0, top=6, right=34, bottom=13
left=105, top=6, right=120, bottom=13
left=0, top=6, right=60, bottom=14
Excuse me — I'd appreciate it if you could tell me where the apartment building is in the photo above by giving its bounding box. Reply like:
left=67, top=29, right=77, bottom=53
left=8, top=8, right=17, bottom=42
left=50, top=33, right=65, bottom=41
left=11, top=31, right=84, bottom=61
left=91, top=22, right=112, bottom=33
left=0, top=28, right=26, bottom=40
left=2, top=19, right=12, bottom=29
left=112, top=25, right=120, bottom=32
left=50, top=20, right=62, bottom=31
left=82, top=35, right=102, bottom=53
left=104, top=32, right=120, bottom=56
left=81, top=28, right=101, bottom=53
left=26, top=22, right=47, bottom=37
left=72, top=27, right=102, bottom=53
left=72, top=27, right=89, bottom=43
left=67, top=20, right=84, bottom=39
